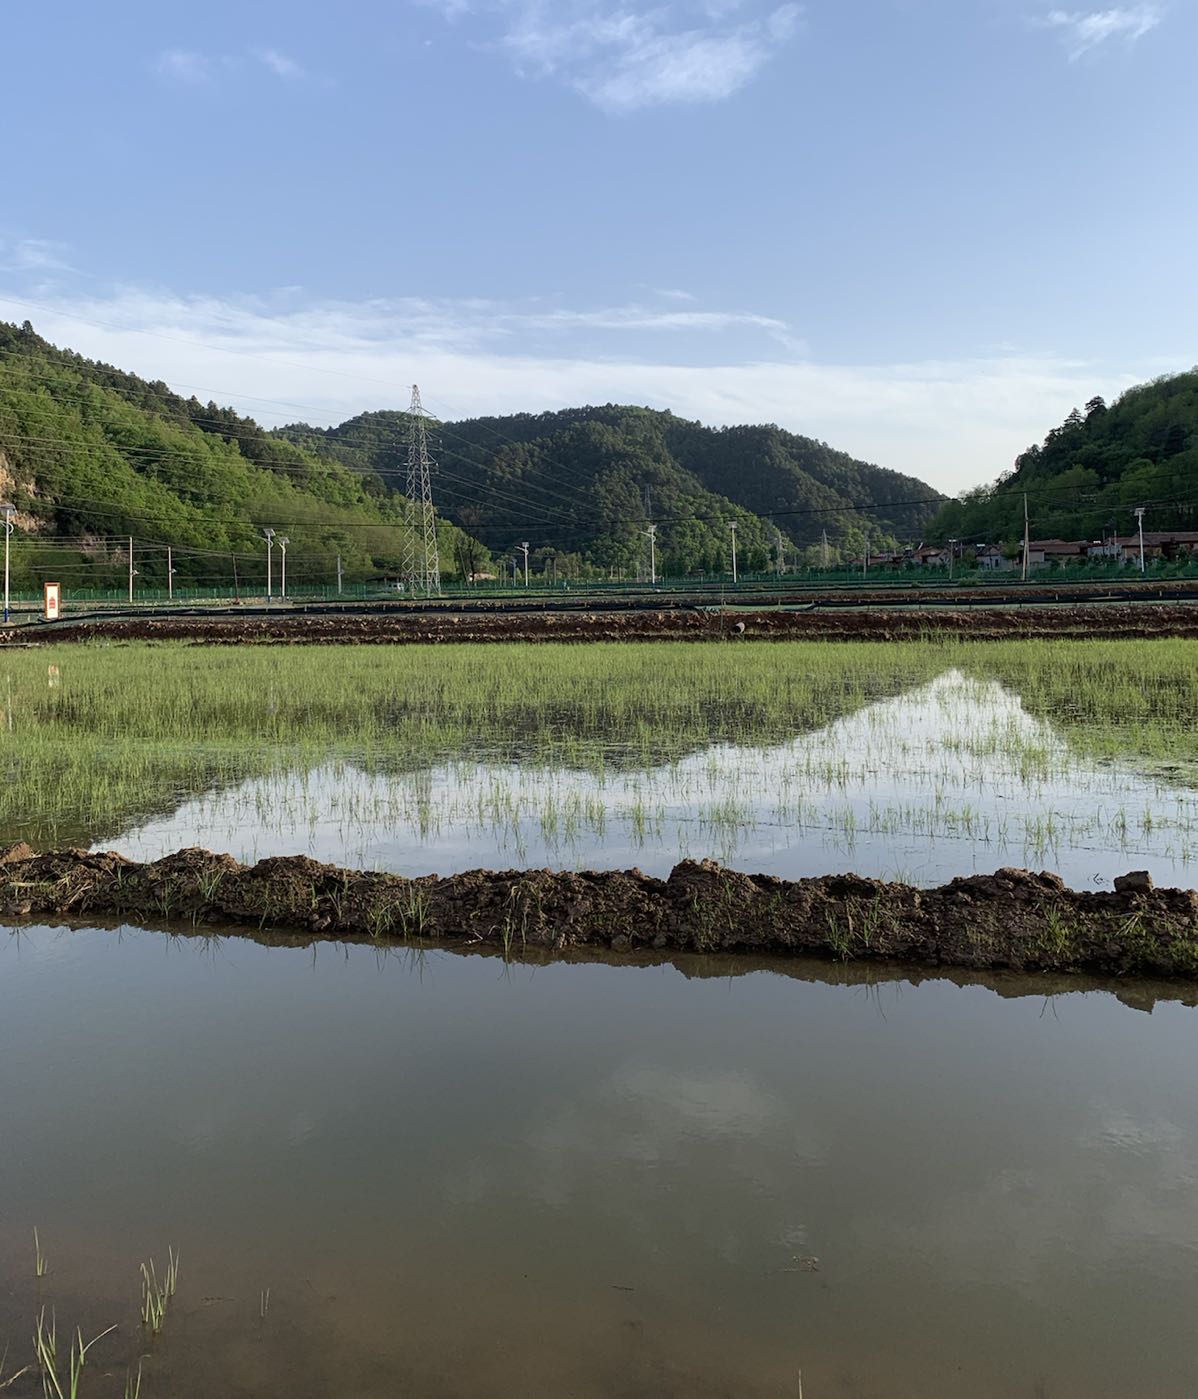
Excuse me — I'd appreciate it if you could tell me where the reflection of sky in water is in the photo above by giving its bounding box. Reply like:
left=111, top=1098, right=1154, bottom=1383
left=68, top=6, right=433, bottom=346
left=3, top=928, right=1198, bottom=1398
left=108, top=670, right=1198, bottom=888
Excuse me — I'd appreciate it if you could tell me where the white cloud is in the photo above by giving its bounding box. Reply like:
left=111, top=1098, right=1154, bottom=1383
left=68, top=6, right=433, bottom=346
left=430, top=1, right=803, bottom=110
left=1041, top=5, right=1162, bottom=59
left=153, top=46, right=309, bottom=85
left=154, top=48, right=212, bottom=84
left=253, top=48, right=306, bottom=80
left=0, top=284, right=1160, bottom=492
left=0, top=238, right=75, bottom=275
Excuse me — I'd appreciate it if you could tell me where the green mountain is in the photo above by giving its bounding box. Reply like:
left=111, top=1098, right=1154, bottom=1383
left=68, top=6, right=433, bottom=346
left=0, top=320, right=478, bottom=592
left=930, top=369, right=1198, bottom=548
left=0, top=319, right=944, bottom=590
left=287, top=404, right=943, bottom=577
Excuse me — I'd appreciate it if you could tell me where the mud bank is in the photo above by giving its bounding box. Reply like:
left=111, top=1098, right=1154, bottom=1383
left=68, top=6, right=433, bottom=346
left=7, top=600, right=1198, bottom=646
left=2, top=846, right=1197, bottom=979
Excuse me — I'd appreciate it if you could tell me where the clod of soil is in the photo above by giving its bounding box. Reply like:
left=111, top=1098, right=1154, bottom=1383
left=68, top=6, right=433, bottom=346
left=2, top=847, right=1197, bottom=979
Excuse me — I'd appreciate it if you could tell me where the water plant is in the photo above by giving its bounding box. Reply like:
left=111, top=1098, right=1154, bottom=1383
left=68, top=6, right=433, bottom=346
left=139, top=1247, right=179, bottom=1336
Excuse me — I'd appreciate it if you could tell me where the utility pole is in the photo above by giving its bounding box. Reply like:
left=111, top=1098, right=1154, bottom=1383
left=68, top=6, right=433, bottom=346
left=646, top=523, right=657, bottom=585
left=263, top=527, right=275, bottom=601
left=1134, top=506, right=1146, bottom=572
left=729, top=522, right=738, bottom=584
left=401, top=385, right=441, bottom=595
left=863, top=542, right=869, bottom=579
left=167, top=545, right=175, bottom=601
left=0, top=503, right=14, bottom=623
left=948, top=538, right=957, bottom=581
left=278, top=536, right=289, bottom=599
left=1021, top=494, right=1029, bottom=582
left=822, top=529, right=829, bottom=571
left=774, top=527, right=785, bottom=578
left=336, top=553, right=343, bottom=595
left=519, top=541, right=530, bottom=587
left=128, top=536, right=135, bottom=604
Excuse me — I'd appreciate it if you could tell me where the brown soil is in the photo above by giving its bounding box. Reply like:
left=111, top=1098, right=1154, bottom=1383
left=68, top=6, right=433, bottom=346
left=3, top=845, right=1196, bottom=979
left=6, top=601, right=1198, bottom=645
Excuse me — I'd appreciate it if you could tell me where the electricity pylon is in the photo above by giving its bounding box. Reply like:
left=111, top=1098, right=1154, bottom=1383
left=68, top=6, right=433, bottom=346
left=401, top=384, right=441, bottom=595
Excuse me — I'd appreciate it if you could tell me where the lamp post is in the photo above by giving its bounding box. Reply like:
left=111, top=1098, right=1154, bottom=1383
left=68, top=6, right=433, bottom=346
left=0, top=503, right=14, bottom=623
left=1133, top=506, right=1146, bottom=573
left=519, top=541, right=530, bottom=587
left=278, top=536, right=289, bottom=599
left=646, top=524, right=657, bottom=585
left=263, top=528, right=276, bottom=600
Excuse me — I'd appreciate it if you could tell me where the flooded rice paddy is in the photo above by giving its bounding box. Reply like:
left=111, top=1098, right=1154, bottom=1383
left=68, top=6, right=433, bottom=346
left=4, top=928, right=1198, bottom=1399
left=103, top=666, right=1198, bottom=891
left=3, top=640, right=1198, bottom=1397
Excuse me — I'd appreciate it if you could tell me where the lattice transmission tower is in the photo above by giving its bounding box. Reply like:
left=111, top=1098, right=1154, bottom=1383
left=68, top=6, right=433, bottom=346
left=401, top=384, right=441, bottom=595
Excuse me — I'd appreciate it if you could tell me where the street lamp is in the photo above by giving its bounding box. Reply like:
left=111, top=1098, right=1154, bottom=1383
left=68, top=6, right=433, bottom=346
left=278, top=536, right=290, bottom=599
left=1133, top=506, right=1146, bottom=573
left=0, top=503, right=14, bottom=623
left=519, top=541, right=530, bottom=587
left=263, top=528, right=276, bottom=600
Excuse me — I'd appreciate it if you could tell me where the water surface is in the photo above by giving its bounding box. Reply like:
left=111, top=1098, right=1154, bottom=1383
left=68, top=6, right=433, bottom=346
left=111, top=671, right=1198, bottom=888
left=2, top=924, right=1197, bottom=1398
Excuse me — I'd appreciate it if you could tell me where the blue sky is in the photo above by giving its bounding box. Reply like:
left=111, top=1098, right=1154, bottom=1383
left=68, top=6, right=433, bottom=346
left=1, top=0, right=1194, bottom=490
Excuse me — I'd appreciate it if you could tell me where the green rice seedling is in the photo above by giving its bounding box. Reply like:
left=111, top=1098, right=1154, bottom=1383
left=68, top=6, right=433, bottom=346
left=123, top=1365, right=142, bottom=1399
left=260, top=1288, right=270, bottom=1319
left=140, top=1247, right=179, bottom=1335
left=34, top=1228, right=46, bottom=1279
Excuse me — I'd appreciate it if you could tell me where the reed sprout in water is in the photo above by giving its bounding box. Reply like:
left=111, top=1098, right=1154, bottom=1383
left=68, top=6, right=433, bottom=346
left=139, top=1247, right=179, bottom=1335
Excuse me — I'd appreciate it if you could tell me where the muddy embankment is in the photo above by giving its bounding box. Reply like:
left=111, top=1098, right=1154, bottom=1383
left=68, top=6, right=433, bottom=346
left=6, top=601, right=1198, bottom=645
left=3, top=846, right=1197, bottom=980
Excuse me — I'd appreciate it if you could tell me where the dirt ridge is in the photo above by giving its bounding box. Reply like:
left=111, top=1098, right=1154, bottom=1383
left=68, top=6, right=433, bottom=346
left=2, top=846, right=1197, bottom=979
left=5, top=601, right=1198, bottom=646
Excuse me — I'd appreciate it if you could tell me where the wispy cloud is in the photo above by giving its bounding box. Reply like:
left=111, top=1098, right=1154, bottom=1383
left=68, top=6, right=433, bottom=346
left=154, top=48, right=212, bottom=85
left=1041, top=5, right=1162, bottom=60
left=0, top=238, right=76, bottom=276
left=153, top=45, right=309, bottom=85
left=253, top=48, right=306, bottom=80
left=426, top=2, right=803, bottom=111
left=0, top=284, right=1156, bottom=491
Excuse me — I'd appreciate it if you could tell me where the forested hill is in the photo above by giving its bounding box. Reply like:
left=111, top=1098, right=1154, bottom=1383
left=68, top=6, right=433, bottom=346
left=0, top=318, right=943, bottom=588
left=0, top=320, right=476, bottom=589
left=287, top=405, right=943, bottom=575
left=930, top=370, right=1198, bottom=546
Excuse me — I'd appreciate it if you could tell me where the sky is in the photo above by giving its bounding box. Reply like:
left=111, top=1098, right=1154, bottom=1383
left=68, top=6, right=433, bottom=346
left=1, top=0, right=1195, bottom=492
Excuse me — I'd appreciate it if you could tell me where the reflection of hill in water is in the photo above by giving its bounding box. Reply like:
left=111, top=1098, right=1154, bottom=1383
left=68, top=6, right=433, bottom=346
left=25, top=915, right=1198, bottom=1016
left=41, top=680, right=907, bottom=853
left=12, top=667, right=1198, bottom=877
left=90, top=670, right=1198, bottom=895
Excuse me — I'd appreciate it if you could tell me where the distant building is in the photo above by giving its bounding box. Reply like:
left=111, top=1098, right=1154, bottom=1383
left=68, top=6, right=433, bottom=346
left=977, top=545, right=1013, bottom=572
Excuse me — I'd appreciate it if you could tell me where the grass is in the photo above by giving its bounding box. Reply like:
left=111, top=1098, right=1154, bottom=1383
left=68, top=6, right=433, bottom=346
left=1, top=639, right=1197, bottom=878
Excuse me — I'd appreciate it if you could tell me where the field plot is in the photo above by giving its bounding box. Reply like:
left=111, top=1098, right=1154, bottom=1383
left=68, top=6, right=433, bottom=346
left=2, top=639, right=1197, bottom=889
left=4, top=640, right=1198, bottom=1399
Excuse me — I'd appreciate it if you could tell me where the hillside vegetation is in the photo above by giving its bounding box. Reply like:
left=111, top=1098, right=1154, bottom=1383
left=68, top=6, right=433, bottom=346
left=931, top=370, right=1198, bottom=547
left=288, top=404, right=943, bottom=576
left=0, top=319, right=942, bottom=589
left=0, top=320, right=472, bottom=591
